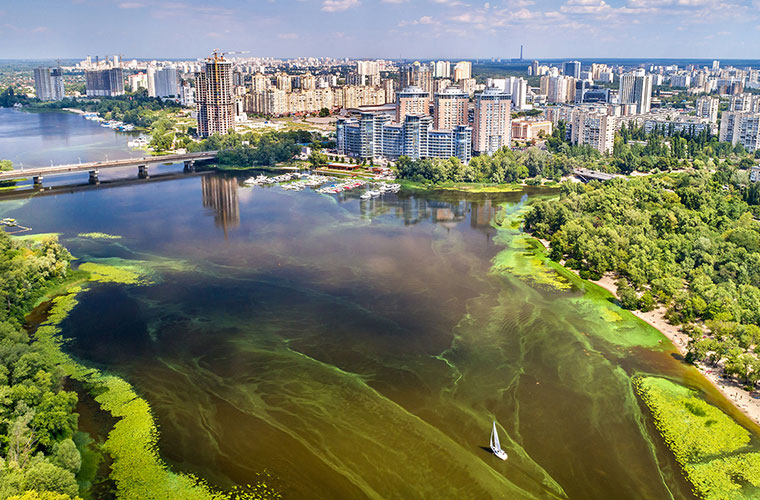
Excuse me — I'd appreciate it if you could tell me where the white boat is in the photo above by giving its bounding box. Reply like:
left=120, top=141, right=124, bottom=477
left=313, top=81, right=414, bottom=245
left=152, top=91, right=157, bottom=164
left=360, top=191, right=372, bottom=200
left=490, top=421, right=508, bottom=460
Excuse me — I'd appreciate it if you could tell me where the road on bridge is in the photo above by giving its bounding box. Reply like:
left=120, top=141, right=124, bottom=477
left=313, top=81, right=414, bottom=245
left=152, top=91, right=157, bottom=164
left=0, top=151, right=218, bottom=184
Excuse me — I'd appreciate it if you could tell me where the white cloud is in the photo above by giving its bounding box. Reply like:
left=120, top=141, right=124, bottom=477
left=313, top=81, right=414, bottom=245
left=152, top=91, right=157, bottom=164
left=398, top=15, right=437, bottom=26
left=431, top=0, right=468, bottom=7
left=321, top=0, right=360, bottom=11
left=278, top=32, right=299, bottom=39
left=560, top=0, right=612, bottom=14
left=118, top=2, right=145, bottom=8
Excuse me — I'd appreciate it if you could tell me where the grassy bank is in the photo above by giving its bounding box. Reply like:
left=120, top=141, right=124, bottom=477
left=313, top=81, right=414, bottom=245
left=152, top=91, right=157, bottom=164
left=398, top=179, right=527, bottom=193
left=635, top=376, right=760, bottom=500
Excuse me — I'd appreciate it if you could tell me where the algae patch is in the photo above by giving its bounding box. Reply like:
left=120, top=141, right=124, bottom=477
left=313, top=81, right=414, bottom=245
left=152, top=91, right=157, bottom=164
left=78, top=262, right=149, bottom=285
left=490, top=202, right=571, bottom=291
left=635, top=376, right=760, bottom=500
left=77, top=232, right=123, bottom=240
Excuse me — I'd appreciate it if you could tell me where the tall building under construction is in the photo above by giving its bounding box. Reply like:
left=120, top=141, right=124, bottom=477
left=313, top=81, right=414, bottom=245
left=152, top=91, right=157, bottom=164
left=196, top=52, right=234, bottom=138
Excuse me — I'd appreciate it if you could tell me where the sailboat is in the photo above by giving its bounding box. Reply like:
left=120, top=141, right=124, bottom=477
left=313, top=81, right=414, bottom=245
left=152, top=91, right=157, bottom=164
left=490, top=421, right=508, bottom=460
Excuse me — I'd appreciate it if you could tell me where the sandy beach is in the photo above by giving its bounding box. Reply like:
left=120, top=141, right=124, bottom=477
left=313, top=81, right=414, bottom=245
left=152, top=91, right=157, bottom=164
left=593, top=273, right=760, bottom=427
left=536, top=239, right=760, bottom=427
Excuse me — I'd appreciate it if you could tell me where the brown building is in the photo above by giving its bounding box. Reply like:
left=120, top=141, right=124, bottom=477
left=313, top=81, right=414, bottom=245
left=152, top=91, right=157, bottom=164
left=396, top=85, right=430, bottom=122
left=511, top=119, right=553, bottom=142
left=433, top=87, right=469, bottom=131
left=196, top=52, right=235, bottom=138
left=472, top=88, right=511, bottom=154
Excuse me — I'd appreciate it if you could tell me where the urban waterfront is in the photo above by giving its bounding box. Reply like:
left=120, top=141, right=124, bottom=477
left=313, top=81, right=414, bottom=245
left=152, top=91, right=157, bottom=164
left=4, top=109, right=759, bottom=499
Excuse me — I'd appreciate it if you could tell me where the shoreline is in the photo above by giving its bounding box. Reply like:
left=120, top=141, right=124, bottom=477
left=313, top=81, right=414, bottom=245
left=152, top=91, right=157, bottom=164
left=535, top=237, right=760, bottom=427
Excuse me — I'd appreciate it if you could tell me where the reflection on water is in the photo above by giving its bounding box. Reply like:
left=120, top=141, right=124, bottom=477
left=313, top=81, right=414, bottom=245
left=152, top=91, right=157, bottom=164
left=201, top=175, right=240, bottom=236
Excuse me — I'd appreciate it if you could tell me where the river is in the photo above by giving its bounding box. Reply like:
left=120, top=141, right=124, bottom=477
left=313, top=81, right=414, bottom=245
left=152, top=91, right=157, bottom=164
left=1, top=107, right=755, bottom=499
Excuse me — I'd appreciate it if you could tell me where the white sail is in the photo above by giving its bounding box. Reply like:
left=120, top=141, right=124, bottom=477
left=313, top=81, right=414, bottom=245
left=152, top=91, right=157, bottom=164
left=492, top=421, right=501, bottom=451
left=490, top=420, right=508, bottom=460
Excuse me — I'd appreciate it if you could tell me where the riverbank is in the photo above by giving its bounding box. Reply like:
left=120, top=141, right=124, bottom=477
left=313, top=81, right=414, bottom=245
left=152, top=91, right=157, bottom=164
left=534, top=236, right=760, bottom=428
left=398, top=179, right=552, bottom=194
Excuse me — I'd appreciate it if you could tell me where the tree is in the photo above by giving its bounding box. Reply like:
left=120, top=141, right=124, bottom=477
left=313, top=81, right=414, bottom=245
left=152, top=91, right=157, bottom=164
left=0, top=159, right=12, bottom=172
left=22, top=461, right=78, bottom=498
left=51, top=439, right=81, bottom=473
left=308, top=150, right=327, bottom=168
left=318, top=107, right=330, bottom=117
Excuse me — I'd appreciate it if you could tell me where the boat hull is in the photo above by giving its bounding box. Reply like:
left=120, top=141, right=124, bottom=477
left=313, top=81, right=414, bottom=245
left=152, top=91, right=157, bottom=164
left=491, top=447, right=508, bottom=460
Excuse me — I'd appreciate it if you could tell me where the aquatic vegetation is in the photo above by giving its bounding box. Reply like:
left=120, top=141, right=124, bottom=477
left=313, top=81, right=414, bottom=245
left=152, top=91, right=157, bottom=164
left=78, top=262, right=148, bottom=285
left=635, top=376, right=760, bottom=500
left=77, top=232, right=122, bottom=240
left=490, top=202, right=571, bottom=291
left=33, top=261, right=279, bottom=500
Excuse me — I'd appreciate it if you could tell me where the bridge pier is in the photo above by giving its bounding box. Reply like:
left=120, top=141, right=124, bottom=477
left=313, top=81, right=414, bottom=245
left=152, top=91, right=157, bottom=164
left=138, top=165, right=149, bottom=179
left=88, top=170, right=100, bottom=185
left=183, top=160, right=195, bottom=173
left=32, top=175, right=43, bottom=187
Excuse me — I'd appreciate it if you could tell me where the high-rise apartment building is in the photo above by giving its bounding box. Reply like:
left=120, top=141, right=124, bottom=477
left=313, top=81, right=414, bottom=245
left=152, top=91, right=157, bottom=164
left=356, top=61, right=380, bottom=86
left=276, top=73, right=292, bottom=92
left=383, top=79, right=396, bottom=104
left=472, top=88, right=511, bottom=155
left=433, top=61, right=451, bottom=78
left=196, top=52, right=235, bottom=138
left=619, top=71, right=653, bottom=114
left=252, top=73, right=269, bottom=93
left=147, top=66, right=157, bottom=97
left=562, top=61, right=581, bottom=79
left=396, top=86, right=430, bottom=122
left=337, top=112, right=471, bottom=163
left=487, top=77, right=528, bottom=109
left=720, top=111, right=760, bottom=152
left=729, top=93, right=760, bottom=113
left=300, top=73, right=316, bottom=91
left=433, top=87, right=469, bottom=131
left=85, top=68, right=124, bottom=97
left=540, top=75, right=575, bottom=104
left=453, top=61, right=472, bottom=82
left=571, top=109, right=616, bottom=154
left=400, top=64, right=433, bottom=95
left=128, top=73, right=148, bottom=92
left=154, top=67, right=179, bottom=98
left=695, top=96, right=719, bottom=123
left=34, top=67, right=65, bottom=101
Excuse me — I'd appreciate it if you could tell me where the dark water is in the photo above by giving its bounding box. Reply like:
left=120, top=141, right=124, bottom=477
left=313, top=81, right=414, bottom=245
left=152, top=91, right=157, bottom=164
left=2, top=109, right=756, bottom=500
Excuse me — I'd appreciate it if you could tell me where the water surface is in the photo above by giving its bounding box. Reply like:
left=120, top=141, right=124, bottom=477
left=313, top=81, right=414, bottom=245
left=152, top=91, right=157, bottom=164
left=4, top=109, right=755, bottom=500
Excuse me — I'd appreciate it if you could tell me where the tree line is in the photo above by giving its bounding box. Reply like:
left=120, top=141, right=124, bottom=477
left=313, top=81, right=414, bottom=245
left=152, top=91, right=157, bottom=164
left=0, top=231, right=84, bottom=498
left=189, top=130, right=317, bottom=168
left=524, top=167, right=760, bottom=390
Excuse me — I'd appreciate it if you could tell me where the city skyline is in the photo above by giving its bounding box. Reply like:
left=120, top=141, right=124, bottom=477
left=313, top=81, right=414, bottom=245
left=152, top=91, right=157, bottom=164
left=1, top=0, right=759, bottom=60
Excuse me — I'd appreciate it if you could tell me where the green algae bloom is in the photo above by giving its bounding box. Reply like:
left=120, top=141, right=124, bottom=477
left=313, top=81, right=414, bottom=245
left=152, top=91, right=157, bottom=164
left=77, top=232, right=123, bottom=240
left=635, top=376, right=760, bottom=500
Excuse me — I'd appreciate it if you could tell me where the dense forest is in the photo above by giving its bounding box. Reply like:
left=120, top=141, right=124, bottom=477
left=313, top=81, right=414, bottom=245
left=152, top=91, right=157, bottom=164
left=524, top=167, right=760, bottom=389
left=0, top=231, right=84, bottom=498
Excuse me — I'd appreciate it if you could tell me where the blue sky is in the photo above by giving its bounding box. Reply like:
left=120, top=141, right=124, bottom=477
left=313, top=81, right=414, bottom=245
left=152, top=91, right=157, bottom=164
left=1, top=0, right=759, bottom=59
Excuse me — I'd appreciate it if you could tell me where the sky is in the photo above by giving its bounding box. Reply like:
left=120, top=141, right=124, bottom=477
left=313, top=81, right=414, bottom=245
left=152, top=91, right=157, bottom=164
left=1, top=0, right=759, bottom=60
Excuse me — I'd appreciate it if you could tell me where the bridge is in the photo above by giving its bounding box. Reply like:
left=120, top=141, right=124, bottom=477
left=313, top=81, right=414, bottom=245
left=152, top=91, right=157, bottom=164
left=573, top=168, right=622, bottom=183
left=0, top=151, right=218, bottom=186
